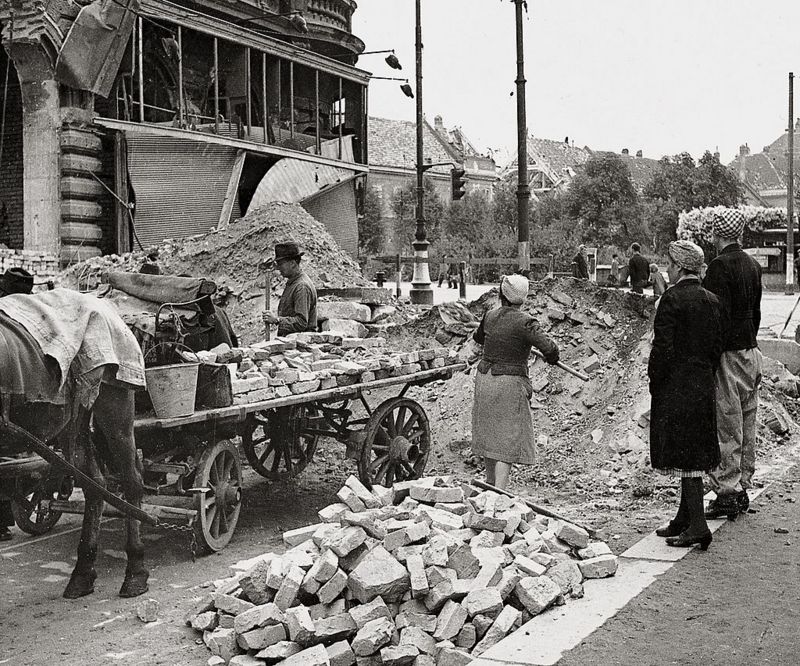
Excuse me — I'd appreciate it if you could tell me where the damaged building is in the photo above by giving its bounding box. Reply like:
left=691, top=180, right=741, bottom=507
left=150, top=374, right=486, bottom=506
left=0, top=0, right=369, bottom=264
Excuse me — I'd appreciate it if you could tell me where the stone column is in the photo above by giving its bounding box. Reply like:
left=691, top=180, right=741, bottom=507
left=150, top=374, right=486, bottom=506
left=9, top=43, right=61, bottom=254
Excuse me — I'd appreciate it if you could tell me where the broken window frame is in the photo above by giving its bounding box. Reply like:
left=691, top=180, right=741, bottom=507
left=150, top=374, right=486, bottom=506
left=123, top=9, right=368, bottom=164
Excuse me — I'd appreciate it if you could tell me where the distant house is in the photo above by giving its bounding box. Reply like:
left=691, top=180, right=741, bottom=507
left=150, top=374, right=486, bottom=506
left=367, top=114, right=498, bottom=253
left=502, top=136, right=590, bottom=199
left=728, top=123, right=800, bottom=208
left=608, top=149, right=661, bottom=193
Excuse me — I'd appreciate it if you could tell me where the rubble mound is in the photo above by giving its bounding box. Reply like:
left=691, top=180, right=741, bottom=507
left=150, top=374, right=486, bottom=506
left=62, top=202, right=370, bottom=343
left=188, top=475, right=619, bottom=665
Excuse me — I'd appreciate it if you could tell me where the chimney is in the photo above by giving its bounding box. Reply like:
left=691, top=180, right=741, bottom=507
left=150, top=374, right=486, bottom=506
left=635, top=149, right=643, bottom=158
left=564, top=136, right=569, bottom=144
left=621, top=148, right=629, bottom=155
left=739, top=144, right=750, bottom=157
left=434, top=115, right=444, bottom=132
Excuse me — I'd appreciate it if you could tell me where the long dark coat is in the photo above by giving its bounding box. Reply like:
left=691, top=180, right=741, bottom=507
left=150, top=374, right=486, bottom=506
left=648, top=276, right=723, bottom=471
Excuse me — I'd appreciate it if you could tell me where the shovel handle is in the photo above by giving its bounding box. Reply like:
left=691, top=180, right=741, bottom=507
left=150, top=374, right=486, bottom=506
left=531, top=348, right=590, bottom=382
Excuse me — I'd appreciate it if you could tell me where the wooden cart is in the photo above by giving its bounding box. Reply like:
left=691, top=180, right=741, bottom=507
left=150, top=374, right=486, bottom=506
left=129, top=363, right=464, bottom=554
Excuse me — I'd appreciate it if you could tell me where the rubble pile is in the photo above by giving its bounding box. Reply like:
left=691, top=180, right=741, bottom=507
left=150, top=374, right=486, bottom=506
left=187, top=475, right=618, bottom=665
left=61, top=203, right=373, bottom=343
left=200, top=332, right=458, bottom=405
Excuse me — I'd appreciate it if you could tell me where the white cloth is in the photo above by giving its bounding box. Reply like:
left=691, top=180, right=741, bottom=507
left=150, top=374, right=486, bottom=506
left=0, top=289, right=146, bottom=399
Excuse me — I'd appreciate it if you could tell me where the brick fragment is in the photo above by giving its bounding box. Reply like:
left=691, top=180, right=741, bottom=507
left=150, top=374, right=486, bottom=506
left=406, top=554, right=429, bottom=597
left=399, top=626, right=436, bottom=655
left=349, top=596, right=392, bottom=629
left=313, top=612, right=358, bottom=643
left=326, top=640, right=356, bottom=666
left=347, top=545, right=411, bottom=604
left=274, top=564, right=305, bottom=611
left=351, top=617, right=395, bottom=657
left=554, top=521, right=590, bottom=549
left=255, top=641, right=302, bottom=661
left=514, top=576, right=561, bottom=615
left=577, top=553, right=618, bottom=578
left=462, top=588, right=503, bottom=618
left=318, top=568, right=348, bottom=605
left=237, top=623, right=287, bottom=650
left=472, top=605, right=521, bottom=655
left=433, top=600, right=468, bottom=641
left=379, top=644, right=419, bottom=666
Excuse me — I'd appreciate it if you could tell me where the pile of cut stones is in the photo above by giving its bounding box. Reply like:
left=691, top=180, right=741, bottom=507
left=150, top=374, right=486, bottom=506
left=197, top=334, right=459, bottom=406
left=187, top=475, right=618, bottom=665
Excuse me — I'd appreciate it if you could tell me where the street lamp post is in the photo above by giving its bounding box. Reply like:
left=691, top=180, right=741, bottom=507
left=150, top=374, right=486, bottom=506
left=787, top=71, right=795, bottom=295
left=409, top=0, right=433, bottom=304
left=514, top=0, right=530, bottom=273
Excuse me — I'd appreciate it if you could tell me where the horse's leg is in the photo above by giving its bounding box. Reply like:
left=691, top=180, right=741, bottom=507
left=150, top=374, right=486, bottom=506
left=93, top=383, right=149, bottom=598
left=63, top=409, right=103, bottom=599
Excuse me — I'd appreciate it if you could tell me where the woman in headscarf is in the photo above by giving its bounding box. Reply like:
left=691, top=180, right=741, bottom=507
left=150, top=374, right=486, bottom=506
left=649, top=240, right=723, bottom=550
left=471, top=274, right=560, bottom=490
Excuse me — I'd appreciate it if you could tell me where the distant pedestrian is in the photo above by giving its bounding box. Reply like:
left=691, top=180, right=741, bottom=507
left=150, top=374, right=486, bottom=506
left=448, top=262, right=459, bottom=289
left=628, top=242, right=650, bottom=294
left=437, top=255, right=449, bottom=288
left=572, top=245, right=589, bottom=280
left=703, top=209, right=763, bottom=520
left=649, top=263, right=667, bottom=297
left=649, top=240, right=722, bottom=550
left=607, top=253, right=620, bottom=286
left=471, top=274, right=560, bottom=490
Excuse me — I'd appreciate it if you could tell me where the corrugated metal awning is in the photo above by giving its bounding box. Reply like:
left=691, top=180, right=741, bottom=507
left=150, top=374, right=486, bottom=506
left=126, top=134, right=240, bottom=247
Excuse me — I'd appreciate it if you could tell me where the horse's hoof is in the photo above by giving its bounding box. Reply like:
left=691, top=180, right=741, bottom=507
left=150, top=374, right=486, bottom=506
left=63, top=571, right=96, bottom=599
left=119, top=574, right=149, bottom=598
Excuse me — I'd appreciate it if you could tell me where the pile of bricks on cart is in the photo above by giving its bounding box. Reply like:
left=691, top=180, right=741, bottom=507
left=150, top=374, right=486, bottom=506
left=199, top=310, right=458, bottom=407
left=186, top=475, right=618, bottom=666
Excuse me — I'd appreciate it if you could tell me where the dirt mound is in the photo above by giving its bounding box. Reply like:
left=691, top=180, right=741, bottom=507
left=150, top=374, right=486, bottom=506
left=62, top=202, right=370, bottom=343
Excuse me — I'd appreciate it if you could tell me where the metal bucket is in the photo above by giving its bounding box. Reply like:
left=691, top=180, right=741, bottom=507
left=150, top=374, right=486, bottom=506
left=145, top=363, right=199, bottom=419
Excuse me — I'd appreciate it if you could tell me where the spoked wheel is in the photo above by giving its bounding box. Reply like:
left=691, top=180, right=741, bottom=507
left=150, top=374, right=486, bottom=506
left=11, top=474, right=74, bottom=535
left=193, top=439, right=242, bottom=554
left=240, top=405, right=320, bottom=480
left=359, top=398, right=431, bottom=489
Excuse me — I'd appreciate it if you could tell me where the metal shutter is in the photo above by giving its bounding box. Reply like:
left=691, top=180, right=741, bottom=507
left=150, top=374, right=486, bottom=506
left=126, top=134, right=240, bottom=247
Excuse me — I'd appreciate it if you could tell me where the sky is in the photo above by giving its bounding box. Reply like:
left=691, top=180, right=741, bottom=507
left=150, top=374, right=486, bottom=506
left=352, top=0, right=800, bottom=166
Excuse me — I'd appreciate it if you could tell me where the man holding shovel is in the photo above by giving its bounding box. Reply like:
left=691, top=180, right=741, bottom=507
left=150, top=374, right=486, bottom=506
left=261, top=242, right=317, bottom=337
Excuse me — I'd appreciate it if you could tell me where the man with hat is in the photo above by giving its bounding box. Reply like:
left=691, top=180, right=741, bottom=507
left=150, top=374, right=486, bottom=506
left=703, top=208, right=763, bottom=520
left=261, top=242, right=317, bottom=336
left=0, top=267, right=34, bottom=540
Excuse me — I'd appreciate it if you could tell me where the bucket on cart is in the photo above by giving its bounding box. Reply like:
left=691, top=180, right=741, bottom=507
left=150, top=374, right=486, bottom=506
left=145, top=363, right=199, bottom=418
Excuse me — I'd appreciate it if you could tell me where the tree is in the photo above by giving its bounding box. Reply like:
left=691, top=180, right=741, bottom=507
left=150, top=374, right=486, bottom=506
left=642, top=151, right=743, bottom=251
left=358, top=186, right=385, bottom=256
left=563, top=153, right=641, bottom=247
left=390, top=178, right=447, bottom=251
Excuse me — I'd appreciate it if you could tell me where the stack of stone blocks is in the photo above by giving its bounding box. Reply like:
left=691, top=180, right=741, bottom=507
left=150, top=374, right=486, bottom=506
left=187, top=475, right=618, bottom=666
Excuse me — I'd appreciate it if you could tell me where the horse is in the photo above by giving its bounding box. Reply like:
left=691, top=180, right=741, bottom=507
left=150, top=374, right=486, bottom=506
left=0, top=291, right=149, bottom=599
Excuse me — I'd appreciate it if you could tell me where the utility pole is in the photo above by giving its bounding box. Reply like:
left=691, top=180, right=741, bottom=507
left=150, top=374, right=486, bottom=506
left=787, top=71, right=795, bottom=295
left=514, top=0, right=530, bottom=273
left=409, top=0, right=433, bottom=304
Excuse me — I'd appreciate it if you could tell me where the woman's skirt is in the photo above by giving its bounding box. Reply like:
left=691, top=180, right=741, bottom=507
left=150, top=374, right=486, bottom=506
left=472, top=371, right=535, bottom=465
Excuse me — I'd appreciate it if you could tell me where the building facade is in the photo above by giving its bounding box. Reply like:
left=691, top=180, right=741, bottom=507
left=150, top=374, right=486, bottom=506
left=0, top=0, right=368, bottom=262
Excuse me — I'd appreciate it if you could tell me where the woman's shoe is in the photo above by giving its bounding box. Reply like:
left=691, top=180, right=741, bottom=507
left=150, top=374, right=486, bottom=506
left=665, top=530, right=712, bottom=550
left=655, top=521, right=688, bottom=538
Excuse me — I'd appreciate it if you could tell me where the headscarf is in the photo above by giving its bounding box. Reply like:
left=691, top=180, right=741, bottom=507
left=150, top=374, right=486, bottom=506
left=668, top=240, right=705, bottom=273
left=712, top=208, right=746, bottom=239
left=500, top=274, right=529, bottom=305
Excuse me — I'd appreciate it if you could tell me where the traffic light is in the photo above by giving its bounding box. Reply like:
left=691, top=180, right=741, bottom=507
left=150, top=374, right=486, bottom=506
left=451, top=167, right=467, bottom=201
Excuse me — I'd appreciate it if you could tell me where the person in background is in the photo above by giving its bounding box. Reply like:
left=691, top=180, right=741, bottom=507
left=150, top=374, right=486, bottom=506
left=703, top=209, right=763, bottom=520
left=573, top=245, right=590, bottom=280
left=471, top=274, right=560, bottom=490
left=649, top=241, right=722, bottom=550
left=649, top=263, right=667, bottom=297
left=261, top=242, right=317, bottom=336
left=0, top=267, right=34, bottom=541
left=437, top=254, right=450, bottom=288
left=608, top=253, right=621, bottom=286
left=628, top=242, right=650, bottom=294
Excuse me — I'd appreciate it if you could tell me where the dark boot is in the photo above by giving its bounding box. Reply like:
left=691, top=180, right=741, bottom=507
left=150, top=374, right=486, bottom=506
left=667, top=477, right=712, bottom=550
left=705, top=493, right=739, bottom=520
left=737, top=490, right=750, bottom=513
left=656, top=485, right=689, bottom=537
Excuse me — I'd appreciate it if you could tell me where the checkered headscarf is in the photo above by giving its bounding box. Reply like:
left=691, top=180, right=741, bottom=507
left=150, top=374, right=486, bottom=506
left=712, top=208, right=746, bottom=239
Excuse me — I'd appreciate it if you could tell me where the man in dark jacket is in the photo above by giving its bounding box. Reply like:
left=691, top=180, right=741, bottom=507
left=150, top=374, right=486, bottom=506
left=572, top=245, right=589, bottom=280
left=628, top=243, right=650, bottom=294
left=262, top=242, right=317, bottom=337
left=703, top=209, right=763, bottom=519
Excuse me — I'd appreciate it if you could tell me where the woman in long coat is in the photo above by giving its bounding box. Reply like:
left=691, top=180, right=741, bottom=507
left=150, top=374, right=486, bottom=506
left=649, top=240, right=722, bottom=550
left=471, top=274, right=560, bottom=490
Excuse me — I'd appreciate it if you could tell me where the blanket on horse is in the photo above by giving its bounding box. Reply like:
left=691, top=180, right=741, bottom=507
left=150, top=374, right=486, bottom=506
left=0, top=289, right=145, bottom=407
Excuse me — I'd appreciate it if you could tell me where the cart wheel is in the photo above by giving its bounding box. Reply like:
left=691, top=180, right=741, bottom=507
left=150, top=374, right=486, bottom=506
left=11, top=475, right=74, bottom=536
left=240, top=405, right=320, bottom=480
left=359, top=398, right=431, bottom=489
left=193, top=439, right=242, bottom=554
